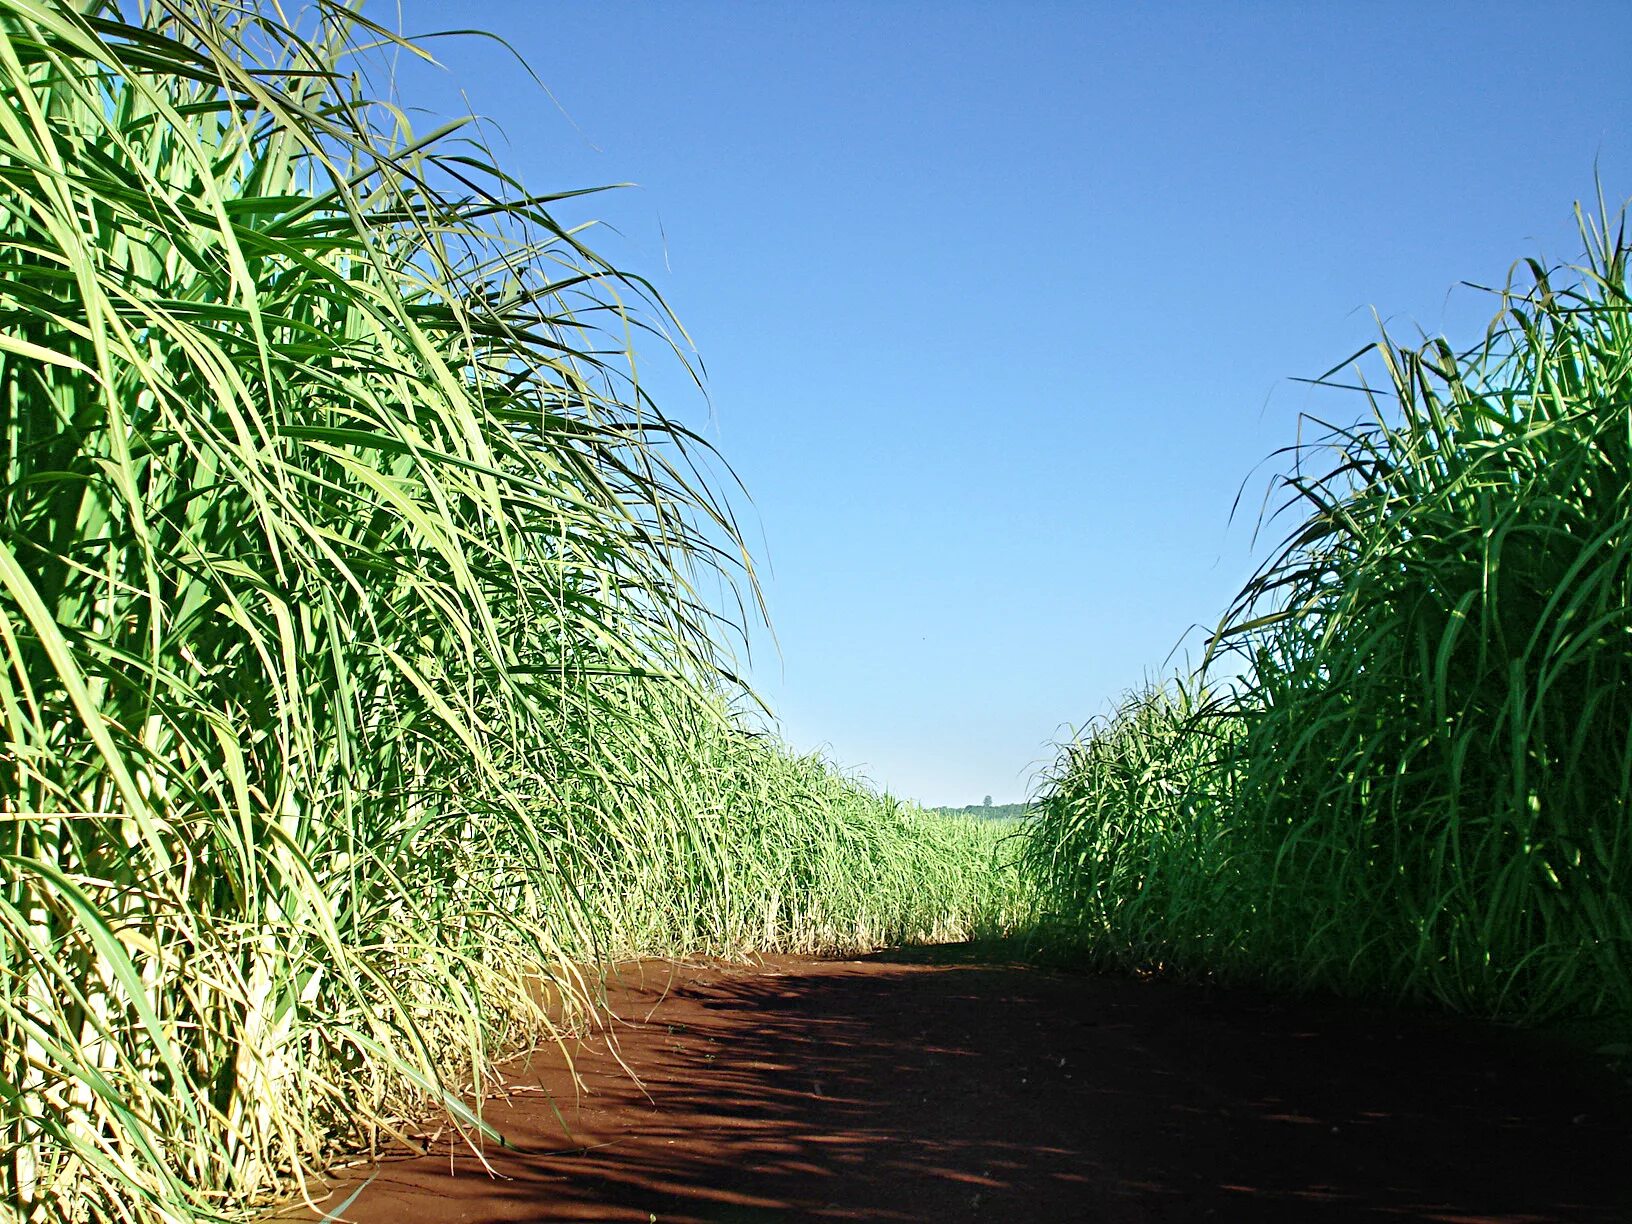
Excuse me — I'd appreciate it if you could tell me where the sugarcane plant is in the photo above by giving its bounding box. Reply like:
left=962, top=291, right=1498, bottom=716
left=0, top=1, right=755, bottom=1218
left=1023, top=202, right=1632, bottom=1027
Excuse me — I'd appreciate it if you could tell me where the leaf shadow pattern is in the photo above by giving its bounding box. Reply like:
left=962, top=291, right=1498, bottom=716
left=284, top=952, right=1632, bottom=1223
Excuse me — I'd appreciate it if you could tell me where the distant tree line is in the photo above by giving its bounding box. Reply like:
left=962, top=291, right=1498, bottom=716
left=925, top=801, right=1030, bottom=821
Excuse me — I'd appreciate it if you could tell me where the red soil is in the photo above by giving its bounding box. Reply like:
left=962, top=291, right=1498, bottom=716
left=281, top=947, right=1630, bottom=1222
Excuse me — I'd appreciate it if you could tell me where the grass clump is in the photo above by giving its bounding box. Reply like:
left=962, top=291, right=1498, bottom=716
left=1022, top=204, right=1632, bottom=1029
left=538, top=683, right=1027, bottom=958
left=1017, top=680, right=1244, bottom=970
left=0, top=5, right=1002, bottom=1221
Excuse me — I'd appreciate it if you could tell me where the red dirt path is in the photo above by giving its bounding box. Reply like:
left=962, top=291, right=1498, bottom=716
left=283, top=947, right=1631, bottom=1222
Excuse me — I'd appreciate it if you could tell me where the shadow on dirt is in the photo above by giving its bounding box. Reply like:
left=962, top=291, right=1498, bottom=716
left=303, top=951, right=1632, bottom=1223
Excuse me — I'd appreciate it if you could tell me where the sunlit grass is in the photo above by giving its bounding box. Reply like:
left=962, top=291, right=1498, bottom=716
left=0, top=5, right=1008, bottom=1221
left=1022, top=203, right=1632, bottom=1029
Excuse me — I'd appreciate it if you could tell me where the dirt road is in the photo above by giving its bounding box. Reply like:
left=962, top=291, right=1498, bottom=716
left=285, top=947, right=1630, bottom=1222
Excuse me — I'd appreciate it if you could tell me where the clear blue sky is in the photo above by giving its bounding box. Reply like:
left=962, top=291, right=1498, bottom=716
left=386, top=1, right=1631, bottom=807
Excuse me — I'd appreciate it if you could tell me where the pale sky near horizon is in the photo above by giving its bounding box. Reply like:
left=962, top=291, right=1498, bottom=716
left=386, top=1, right=1632, bottom=807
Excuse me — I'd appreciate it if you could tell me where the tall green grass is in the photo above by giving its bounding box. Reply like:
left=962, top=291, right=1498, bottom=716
left=1023, top=205, right=1632, bottom=1028
left=1018, top=680, right=1245, bottom=970
left=0, top=5, right=1007, bottom=1222
left=550, top=686, right=1027, bottom=957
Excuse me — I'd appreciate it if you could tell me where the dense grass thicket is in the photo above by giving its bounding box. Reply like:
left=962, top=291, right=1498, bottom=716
left=0, top=6, right=1011, bottom=1222
left=10, top=1, right=1626, bottom=1221
left=549, top=687, right=1026, bottom=959
left=1021, top=207, right=1632, bottom=1031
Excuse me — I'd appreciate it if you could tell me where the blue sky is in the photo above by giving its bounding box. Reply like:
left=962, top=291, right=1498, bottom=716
left=387, top=1, right=1631, bottom=806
